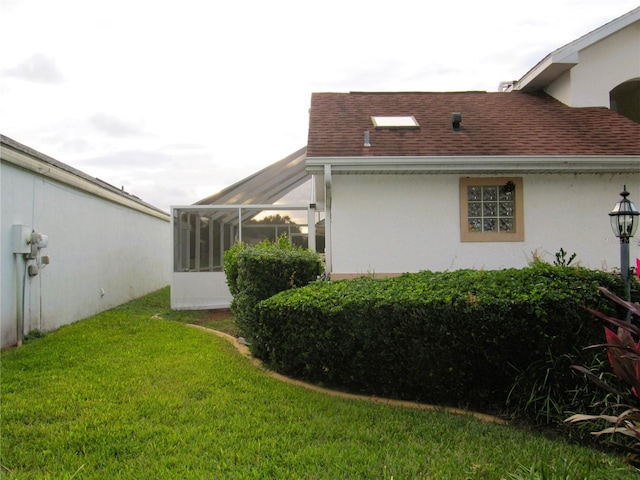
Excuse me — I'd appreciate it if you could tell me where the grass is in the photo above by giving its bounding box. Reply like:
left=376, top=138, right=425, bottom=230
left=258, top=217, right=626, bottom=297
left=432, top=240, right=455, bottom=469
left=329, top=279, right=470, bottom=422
left=173, top=309, right=238, bottom=337
left=1, top=287, right=636, bottom=479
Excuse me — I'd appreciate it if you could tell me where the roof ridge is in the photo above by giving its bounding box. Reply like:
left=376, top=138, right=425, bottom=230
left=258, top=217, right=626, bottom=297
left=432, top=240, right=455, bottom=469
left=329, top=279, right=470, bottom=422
left=346, top=90, right=489, bottom=95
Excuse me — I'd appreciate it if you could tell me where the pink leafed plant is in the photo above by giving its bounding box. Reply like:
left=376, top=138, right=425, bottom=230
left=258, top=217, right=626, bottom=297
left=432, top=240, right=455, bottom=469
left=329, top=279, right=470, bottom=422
left=566, top=287, right=640, bottom=468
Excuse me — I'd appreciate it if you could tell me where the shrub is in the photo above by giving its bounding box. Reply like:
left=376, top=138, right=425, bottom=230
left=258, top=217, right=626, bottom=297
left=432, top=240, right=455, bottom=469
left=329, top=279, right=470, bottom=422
left=566, top=287, right=640, bottom=468
left=223, top=235, right=324, bottom=346
left=257, top=264, right=626, bottom=420
left=223, top=241, right=250, bottom=297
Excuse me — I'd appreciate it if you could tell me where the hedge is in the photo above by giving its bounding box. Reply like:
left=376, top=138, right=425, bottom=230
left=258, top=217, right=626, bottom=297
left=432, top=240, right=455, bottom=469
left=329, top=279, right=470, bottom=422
left=223, top=237, right=324, bottom=344
left=255, top=263, right=628, bottom=420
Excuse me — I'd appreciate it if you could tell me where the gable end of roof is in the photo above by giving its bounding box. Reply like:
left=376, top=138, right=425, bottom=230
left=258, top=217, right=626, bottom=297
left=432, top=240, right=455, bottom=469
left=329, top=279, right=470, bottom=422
left=512, top=6, right=640, bottom=92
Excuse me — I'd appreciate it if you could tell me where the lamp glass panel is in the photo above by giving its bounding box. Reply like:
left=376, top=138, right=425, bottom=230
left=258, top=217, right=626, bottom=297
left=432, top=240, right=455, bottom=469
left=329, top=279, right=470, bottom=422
left=624, top=214, right=638, bottom=237
left=611, top=214, right=623, bottom=237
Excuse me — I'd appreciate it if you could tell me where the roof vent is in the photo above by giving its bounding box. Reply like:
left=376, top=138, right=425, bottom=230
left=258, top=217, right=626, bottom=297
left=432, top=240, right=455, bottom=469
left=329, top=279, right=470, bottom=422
left=364, top=130, right=371, bottom=147
left=452, top=112, right=462, bottom=131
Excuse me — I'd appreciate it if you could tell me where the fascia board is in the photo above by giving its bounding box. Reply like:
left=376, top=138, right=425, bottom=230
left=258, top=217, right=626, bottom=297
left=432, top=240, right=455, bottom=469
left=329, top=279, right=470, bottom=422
left=515, top=53, right=579, bottom=91
left=555, top=7, right=640, bottom=56
left=2, top=144, right=170, bottom=221
left=305, top=155, right=640, bottom=174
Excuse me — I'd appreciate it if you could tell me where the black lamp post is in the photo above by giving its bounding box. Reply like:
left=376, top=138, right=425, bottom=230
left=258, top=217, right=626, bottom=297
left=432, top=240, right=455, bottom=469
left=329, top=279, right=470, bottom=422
left=609, top=185, right=639, bottom=302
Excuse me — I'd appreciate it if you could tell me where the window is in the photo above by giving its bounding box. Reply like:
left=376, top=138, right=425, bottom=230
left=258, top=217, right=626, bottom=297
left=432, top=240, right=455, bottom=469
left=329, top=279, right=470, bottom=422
left=371, top=116, right=419, bottom=129
left=459, top=177, right=524, bottom=242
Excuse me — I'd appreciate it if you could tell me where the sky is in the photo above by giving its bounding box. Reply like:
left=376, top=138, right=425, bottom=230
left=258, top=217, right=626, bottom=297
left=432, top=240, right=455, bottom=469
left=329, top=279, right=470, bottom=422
left=1, top=0, right=638, bottom=212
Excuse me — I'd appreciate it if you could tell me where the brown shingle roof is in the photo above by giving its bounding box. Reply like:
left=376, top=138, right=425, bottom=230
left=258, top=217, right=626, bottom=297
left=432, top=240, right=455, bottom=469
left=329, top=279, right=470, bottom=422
left=306, top=91, right=640, bottom=157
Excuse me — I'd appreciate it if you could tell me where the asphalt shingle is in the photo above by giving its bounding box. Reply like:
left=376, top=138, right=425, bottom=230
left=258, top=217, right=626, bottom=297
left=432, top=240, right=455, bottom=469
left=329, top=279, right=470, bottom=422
left=306, top=91, right=640, bottom=157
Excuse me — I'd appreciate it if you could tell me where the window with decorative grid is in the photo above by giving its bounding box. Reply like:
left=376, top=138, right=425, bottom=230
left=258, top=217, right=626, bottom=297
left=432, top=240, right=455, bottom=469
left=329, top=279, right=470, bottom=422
left=459, top=177, right=524, bottom=242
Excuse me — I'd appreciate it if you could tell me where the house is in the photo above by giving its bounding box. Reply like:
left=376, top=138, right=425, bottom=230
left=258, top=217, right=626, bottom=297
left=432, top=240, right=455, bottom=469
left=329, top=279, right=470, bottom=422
left=1, top=135, right=171, bottom=348
left=306, top=90, right=639, bottom=278
left=306, top=7, right=640, bottom=278
left=171, top=7, right=639, bottom=306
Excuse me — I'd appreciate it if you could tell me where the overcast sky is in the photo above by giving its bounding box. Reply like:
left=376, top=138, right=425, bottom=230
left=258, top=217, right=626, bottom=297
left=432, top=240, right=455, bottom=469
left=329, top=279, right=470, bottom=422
left=1, top=0, right=638, bottom=212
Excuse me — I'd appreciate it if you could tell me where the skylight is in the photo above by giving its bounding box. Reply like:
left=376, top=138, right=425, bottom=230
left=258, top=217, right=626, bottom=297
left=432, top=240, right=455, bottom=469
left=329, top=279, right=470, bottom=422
left=371, top=116, right=419, bottom=129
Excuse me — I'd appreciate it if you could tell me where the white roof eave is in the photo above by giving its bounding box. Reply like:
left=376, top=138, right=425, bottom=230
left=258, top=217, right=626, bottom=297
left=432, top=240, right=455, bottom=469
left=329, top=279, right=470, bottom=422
left=305, top=155, right=640, bottom=174
left=514, top=52, right=579, bottom=92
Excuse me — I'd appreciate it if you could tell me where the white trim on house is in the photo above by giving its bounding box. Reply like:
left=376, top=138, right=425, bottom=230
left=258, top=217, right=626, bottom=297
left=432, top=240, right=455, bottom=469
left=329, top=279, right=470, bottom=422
left=323, top=164, right=333, bottom=275
left=306, top=155, right=640, bottom=175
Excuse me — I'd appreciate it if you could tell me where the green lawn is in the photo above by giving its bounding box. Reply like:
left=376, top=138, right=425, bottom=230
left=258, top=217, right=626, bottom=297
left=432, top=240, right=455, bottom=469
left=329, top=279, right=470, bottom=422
left=1, top=288, right=635, bottom=479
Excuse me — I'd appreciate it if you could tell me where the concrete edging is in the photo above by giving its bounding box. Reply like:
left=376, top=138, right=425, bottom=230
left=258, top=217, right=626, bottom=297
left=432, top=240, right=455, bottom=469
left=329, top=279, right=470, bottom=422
left=188, top=323, right=508, bottom=426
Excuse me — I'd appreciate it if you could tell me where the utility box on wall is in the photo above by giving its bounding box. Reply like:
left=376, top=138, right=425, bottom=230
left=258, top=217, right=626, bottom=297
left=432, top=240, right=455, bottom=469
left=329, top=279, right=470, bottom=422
left=12, top=225, right=30, bottom=254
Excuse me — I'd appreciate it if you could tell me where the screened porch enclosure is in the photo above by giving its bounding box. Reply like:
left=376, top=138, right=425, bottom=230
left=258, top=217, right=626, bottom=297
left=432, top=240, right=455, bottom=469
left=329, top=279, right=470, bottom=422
left=174, top=209, right=233, bottom=273
left=170, top=147, right=319, bottom=310
left=171, top=204, right=324, bottom=309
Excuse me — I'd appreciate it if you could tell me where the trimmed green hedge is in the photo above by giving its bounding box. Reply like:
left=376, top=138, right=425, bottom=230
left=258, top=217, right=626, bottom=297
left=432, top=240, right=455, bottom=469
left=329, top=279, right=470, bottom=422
left=224, top=237, right=324, bottom=343
left=255, top=263, right=627, bottom=418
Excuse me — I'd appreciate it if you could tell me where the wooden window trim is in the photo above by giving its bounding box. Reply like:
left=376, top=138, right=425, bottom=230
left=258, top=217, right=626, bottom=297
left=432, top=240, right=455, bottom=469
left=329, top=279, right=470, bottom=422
left=459, top=177, right=524, bottom=242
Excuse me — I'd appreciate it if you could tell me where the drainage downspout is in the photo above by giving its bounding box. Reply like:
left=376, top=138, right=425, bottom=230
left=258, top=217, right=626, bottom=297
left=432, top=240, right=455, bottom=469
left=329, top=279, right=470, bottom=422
left=324, top=164, right=332, bottom=277
left=308, top=175, right=317, bottom=252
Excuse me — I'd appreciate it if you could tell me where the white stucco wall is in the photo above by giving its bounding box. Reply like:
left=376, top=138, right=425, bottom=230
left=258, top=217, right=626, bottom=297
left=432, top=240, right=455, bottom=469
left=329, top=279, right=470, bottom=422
left=545, top=22, right=640, bottom=107
left=171, top=272, right=232, bottom=310
left=1, top=160, right=171, bottom=348
left=328, top=173, right=640, bottom=275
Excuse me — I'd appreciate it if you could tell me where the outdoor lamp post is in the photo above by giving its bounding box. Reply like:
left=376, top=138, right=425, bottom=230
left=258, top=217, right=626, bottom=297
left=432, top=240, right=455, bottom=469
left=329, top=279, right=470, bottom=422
left=609, top=185, right=639, bottom=302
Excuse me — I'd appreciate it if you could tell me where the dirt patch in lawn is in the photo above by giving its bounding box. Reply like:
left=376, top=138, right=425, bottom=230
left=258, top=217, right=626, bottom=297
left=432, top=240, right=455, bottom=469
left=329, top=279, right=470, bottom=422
left=197, top=309, right=232, bottom=322
left=188, top=309, right=237, bottom=336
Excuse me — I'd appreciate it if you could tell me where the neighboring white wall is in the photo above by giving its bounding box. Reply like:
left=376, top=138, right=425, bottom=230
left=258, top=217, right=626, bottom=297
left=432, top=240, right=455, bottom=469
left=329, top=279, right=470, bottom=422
left=1, top=160, right=171, bottom=348
left=329, top=173, right=640, bottom=275
left=545, top=22, right=640, bottom=107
